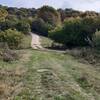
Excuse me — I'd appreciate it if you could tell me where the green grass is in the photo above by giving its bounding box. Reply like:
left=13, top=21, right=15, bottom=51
left=0, top=35, right=100, bottom=100
left=94, top=31, right=100, bottom=50
left=0, top=49, right=100, bottom=100
left=40, top=36, right=53, bottom=48
left=19, top=34, right=31, bottom=49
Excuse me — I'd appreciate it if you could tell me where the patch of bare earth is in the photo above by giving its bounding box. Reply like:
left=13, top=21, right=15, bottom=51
left=30, top=32, right=44, bottom=50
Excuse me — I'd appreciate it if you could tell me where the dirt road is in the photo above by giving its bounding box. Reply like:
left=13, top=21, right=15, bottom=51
left=30, top=32, right=66, bottom=53
left=30, top=32, right=43, bottom=49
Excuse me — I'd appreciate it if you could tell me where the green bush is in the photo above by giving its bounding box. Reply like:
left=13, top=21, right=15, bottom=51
left=38, top=6, right=61, bottom=27
left=0, top=19, right=18, bottom=31
left=31, top=18, right=52, bottom=36
left=49, top=18, right=84, bottom=46
left=0, top=29, right=23, bottom=48
left=2, top=48, right=19, bottom=62
left=49, top=17, right=99, bottom=47
left=0, top=15, right=19, bottom=31
left=16, top=21, right=31, bottom=34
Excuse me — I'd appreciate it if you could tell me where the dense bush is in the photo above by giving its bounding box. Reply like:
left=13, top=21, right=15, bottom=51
left=2, top=48, right=19, bottom=62
left=37, top=6, right=61, bottom=27
left=49, top=17, right=100, bottom=47
left=0, top=29, right=23, bottom=48
left=0, top=15, right=32, bottom=34
left=31, top=18, right=51, bottom=36
left=15, top=21, right=31, bottom=34
left=0, top=14, right=19, bottom=31
left=32, top=6, right=61, bottom=36
left=0, top=19, right=17, bottom=31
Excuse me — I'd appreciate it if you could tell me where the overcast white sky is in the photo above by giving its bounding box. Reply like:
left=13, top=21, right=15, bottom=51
left=0, top=0, right=100, bottom=12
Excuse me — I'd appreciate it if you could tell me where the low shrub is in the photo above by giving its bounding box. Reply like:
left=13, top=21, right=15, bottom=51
left=0, top=16, right=19, bottom=31
left=2, top=49, right=18, bottom=62
left=0, top=29, right=23, bottom=48
left=49, top=17, right=99, bottom=47
left=15, top=21, right=31, bottom=34
left=31, top=18, right=51, bottom=36
left=0, top=44, right=19, bottom=62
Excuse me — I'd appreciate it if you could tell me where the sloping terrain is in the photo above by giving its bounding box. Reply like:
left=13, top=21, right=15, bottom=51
left=0, top=49, right=100, bottom=100
left=0, top=34, right=100, bottom=100
left=30, top=32, right=43, bottom=50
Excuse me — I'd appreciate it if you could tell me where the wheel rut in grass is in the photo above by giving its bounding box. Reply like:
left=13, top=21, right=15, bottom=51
left=37, top=68, right=67, bottom=99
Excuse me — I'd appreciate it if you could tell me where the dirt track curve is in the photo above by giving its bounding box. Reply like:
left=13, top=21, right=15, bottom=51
left=30, top=32, right=43, bottom=50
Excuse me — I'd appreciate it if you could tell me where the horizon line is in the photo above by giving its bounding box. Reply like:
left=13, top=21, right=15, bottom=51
left=0, top=4, right=99, bottom=13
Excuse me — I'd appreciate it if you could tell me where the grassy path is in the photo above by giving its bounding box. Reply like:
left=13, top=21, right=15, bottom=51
left=0, top=49, right=100, bottom=100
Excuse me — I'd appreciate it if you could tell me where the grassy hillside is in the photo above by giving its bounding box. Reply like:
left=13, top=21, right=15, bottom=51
left=0, top=48, right=100, bottom=100
left=0, top=4, right=100, bottom=100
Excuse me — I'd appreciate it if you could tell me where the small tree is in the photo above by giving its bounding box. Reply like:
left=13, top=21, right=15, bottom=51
left=0, top=19, right=17, bottom=31
left=16, top=21, right=31, bottom=34
left=37, top=6, right=61, bottom=27
left=31, top=18, right=51, bottom=36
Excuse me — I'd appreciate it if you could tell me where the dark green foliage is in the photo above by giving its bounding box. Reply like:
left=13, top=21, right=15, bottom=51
left=34, top=6, right=61, bottom=36
left=7, top=7, right=36, bottom=19
left=31, top=18, right=51, bottom=36
left=0, top=4, right=100, bottom=47
left=49, top=17, right=100, bottom=46
left=0, top=19, right=17, bottom=31
left=0, top=15, right=19, bottom=31
left=0, top=29, right=23, bottom=48
left=16, top=21, right=31, bottom=34
left=49, top=18, right=84, bottom=46
left=0, top=15, right=32, bottom=34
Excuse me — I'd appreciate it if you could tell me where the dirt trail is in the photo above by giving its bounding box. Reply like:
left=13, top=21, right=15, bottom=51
left=30, top=32, right=43, bottom=50
left=30, top=32, right=66, bottom=53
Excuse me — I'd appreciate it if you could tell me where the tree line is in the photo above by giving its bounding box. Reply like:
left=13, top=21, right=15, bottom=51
left=0, top=5, right=100, bottom=48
